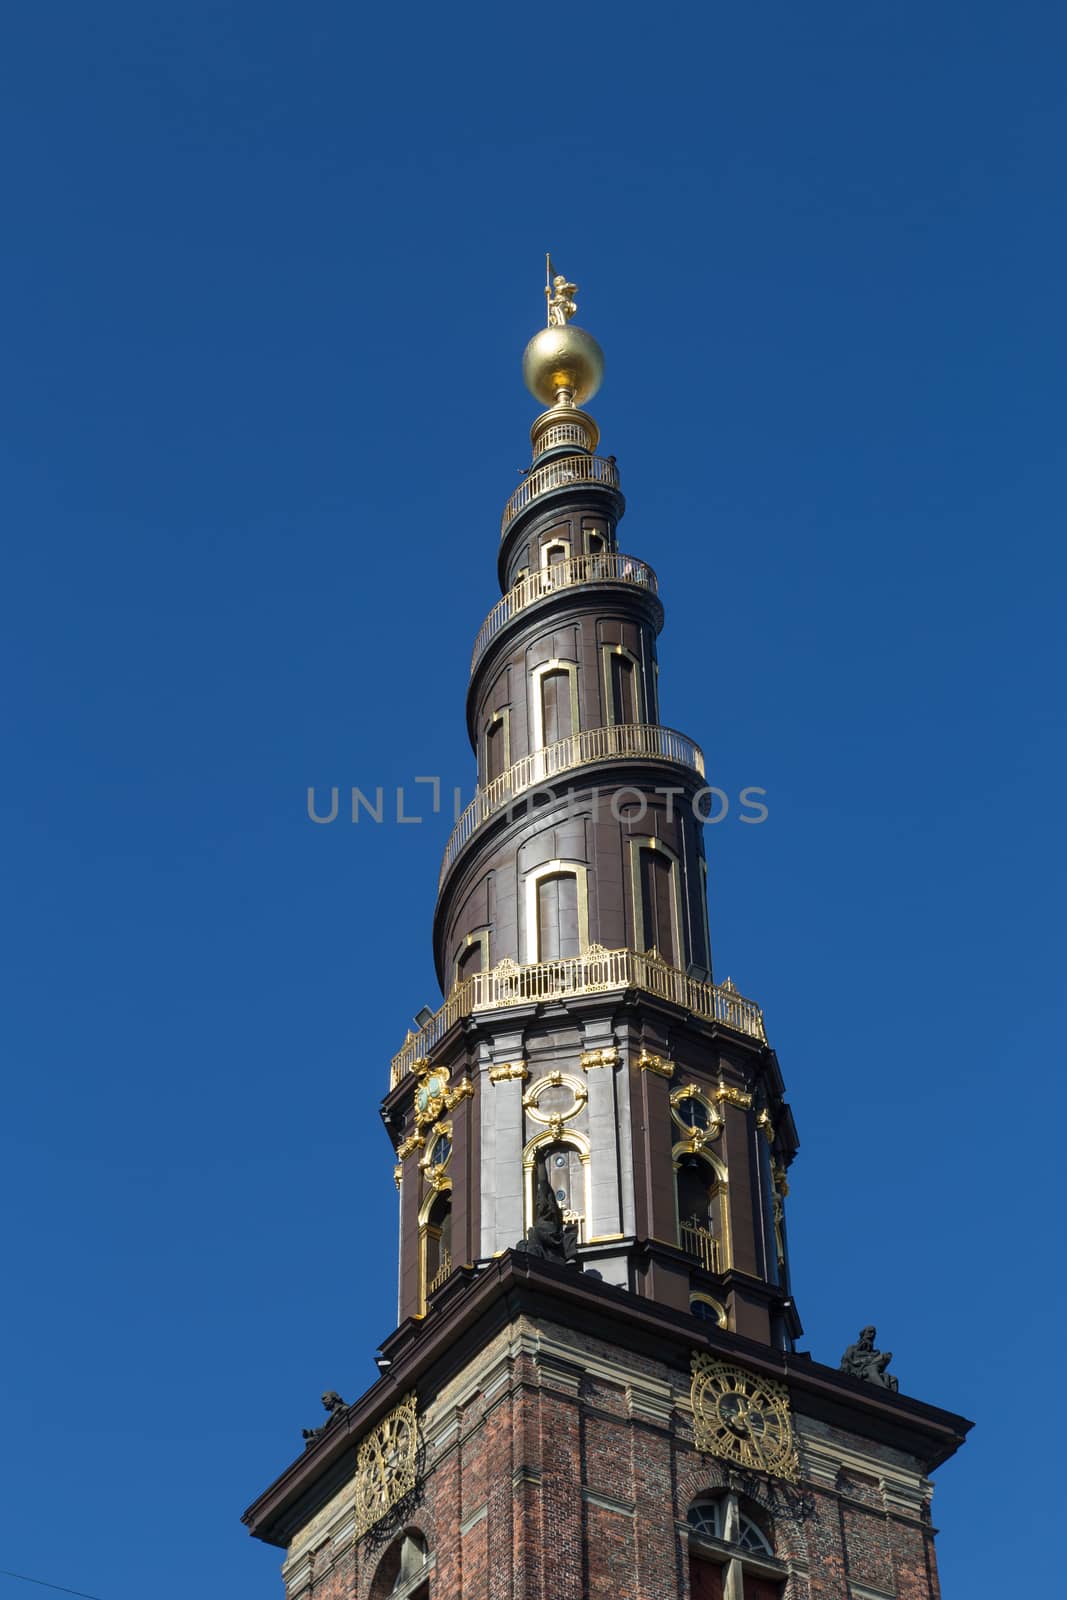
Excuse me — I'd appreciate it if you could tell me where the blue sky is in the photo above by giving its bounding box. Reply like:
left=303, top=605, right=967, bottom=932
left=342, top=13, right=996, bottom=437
left=1, top=4, right=1064, bottom=1596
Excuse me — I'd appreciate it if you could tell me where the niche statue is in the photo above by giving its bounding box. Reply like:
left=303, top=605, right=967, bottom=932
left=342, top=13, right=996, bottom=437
left=516, top=1158, right=581, bottom=1267
left=839, top=1327, right=899, bottom=1392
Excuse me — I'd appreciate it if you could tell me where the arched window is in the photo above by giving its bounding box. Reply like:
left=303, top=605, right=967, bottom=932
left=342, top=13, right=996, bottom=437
left=523, top=860, right=589, bottom=963
left=369, top=1530, right=431, bottom=1600
left=523, top=1131, right=590, bottom=1243
left=530, top=660, right=580, bottom=772
left=541, top=537, right=570, bottom=571
left=688, top=1498, right=774, bottom=1555
left=675, top=1148, right=727, bottom=1273
left=540, top=666, right=575, bottom=743
left=628, top=837, right=682, bottom=966
left=601, top=643, right=644, bottom=726
left=455, top=929, right=489, bottom=986
left=420, top=1189, right=452, bottom=1308
left=689, top=1293, right=727, bottom=1327
left=688, top=1494, right=781, bottom=1600
left=484, top=709, right=510, bottom=785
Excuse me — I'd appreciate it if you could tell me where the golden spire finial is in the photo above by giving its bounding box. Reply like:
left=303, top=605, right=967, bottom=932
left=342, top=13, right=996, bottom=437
left=523, top=255, right=604, bottom=409
left=545, top=253, right=579, bottom=327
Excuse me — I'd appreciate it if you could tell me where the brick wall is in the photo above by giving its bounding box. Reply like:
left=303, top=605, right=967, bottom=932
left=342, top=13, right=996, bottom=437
left=284, top=1318, right=949, bottom=1600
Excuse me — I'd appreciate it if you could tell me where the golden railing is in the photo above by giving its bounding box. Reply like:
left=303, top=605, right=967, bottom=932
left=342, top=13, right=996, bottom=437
left=500, top=454, right=620, bottom=538
left=679, top=1220, right=720, bottom=1273
left=390, top=948, right=766, bottom=1086
left=533, top=419, right=596, bottom=453
left=427, top=1253, right=453, bottom=1295
left=439, top=722, right=704, bottom=885
left=471, top=552, right=658, bottom=674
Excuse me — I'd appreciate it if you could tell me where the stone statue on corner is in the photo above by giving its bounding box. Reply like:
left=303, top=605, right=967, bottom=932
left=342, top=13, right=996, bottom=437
left=839, top=1327, right=899, bottom=1392
left=516, top=1158, right=581, bottom=1267
left=302, top=1389, right=349, bottom=1446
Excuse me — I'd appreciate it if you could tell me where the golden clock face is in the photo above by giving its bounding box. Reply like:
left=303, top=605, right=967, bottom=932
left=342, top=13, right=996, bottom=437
left=353, top=1394, right=419, bottom=1538
left=691, top=1355, right=797, bottom=1481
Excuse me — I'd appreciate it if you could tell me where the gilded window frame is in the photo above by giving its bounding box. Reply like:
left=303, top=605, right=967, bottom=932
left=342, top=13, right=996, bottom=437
left=628, top=834, right=683, bottom=965
left=600, top=641, right=645, bottom=726
left=523, top=858, right=590, bottom=963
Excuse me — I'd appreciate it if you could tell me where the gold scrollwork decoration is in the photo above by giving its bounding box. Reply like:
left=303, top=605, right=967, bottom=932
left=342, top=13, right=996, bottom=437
left=714, top=1083, right=753, bottom=1110
left=397, top=1132, right=425, bottom=1160
left=670, top=1083, right=724, bottom=1144
left=414, top=1065, right=474, bottom=1128
left=522, top=1072, right=588, bottom=1124
left=580, top=1047, right=618, bottom=1070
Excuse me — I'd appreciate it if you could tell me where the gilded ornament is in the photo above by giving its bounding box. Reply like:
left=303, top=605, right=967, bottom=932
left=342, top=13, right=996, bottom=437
left=353, top=1394, right=420, bottom=1540
left=397, top=1131, right=425, bottom=1160
left=714, top=1084, right=753, bottom=1110
left=522, top=1072, right=587, bottom=1124
left=544, top=258, right=579, bottom=326
left=670, top=1085, right=724, bottom=1141
left=690, top=1355, right=798, bottom=1482
left=638, top=1049, right=674, bottom=1079
left=580, top=1046, right=618, bottom=1070
left=489, top=1061, right=528, bottom=1083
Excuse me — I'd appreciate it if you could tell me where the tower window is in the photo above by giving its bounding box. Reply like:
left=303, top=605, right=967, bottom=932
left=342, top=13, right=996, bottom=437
left=674, top=1092, right=711, bottom=1133
left=523, top=859, right=589, bottom=963
left=369, top=1531, right=430, bottom=1600
left=524, top=1137, right=587, bottom=1243
left=611, top=652, right=637, bottom=724
left=641, top=847, right=676, bottom=959
left=688, top=1498, right=774, bottom=1557
left=602, top=643, right=644, bottom=726
left=421, top=1191, right=453, bottom=1305
left=484, top=710, right=510, bottom=785
left=429, top=1132, right=452, bottom=1168
left=531, top=659, right=579, bottom=754
left=690, top=1295, right=726, bottom=1326
left=540, top=666, right=574, bottom=743
left=541, top=538, right=570, bottom=570
left=676, top=1151, right=724, bottom=1272
left=537, top=871, right=580, bottom=961
left=629, top=837, right=682, bottom=966
left=455, top=930, right=489, bottom=986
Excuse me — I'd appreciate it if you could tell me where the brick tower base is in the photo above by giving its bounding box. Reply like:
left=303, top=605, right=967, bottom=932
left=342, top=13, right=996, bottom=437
left=245, top=1257, right=966, bottom=1600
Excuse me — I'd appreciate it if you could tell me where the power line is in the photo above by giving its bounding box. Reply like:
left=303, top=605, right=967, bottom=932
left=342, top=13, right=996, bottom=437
left=0, top=1570, right=106, bottom=1600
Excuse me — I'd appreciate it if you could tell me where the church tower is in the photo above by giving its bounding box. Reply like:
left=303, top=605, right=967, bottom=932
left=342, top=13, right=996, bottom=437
left=243, top=272, right=970, bottom=1600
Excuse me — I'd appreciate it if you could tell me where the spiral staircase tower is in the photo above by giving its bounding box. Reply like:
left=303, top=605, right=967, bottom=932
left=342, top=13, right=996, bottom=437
left=243, top=275, right=970, bottom=1600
